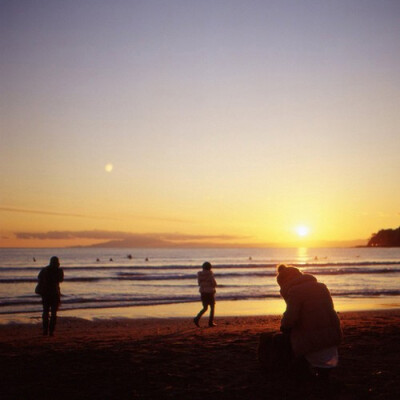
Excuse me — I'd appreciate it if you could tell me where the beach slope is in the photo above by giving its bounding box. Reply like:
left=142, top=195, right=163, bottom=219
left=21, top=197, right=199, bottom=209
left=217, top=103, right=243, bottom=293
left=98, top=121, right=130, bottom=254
left=1, top=310, right=399, bottom=399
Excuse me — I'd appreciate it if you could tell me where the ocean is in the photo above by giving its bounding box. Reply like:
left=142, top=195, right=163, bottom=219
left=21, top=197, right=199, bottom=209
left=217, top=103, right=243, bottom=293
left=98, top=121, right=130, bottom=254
left=1, top=247, right=399, bottom=323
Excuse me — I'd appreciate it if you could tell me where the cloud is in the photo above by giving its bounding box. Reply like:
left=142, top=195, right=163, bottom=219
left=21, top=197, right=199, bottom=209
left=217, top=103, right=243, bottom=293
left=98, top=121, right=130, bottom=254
left=14, top=230, right=252, bottom=248
left=0, top=206, right=188, bottom=223
left=151, top=233, right=251, bottom=241
left=16, top=230, right=131, bottom=240
left=0, top=206, right=114, bottom=220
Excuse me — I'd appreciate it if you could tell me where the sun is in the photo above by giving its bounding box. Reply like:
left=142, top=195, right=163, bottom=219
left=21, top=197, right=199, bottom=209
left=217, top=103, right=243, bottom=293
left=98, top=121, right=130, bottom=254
left=295, top=225, right=310, bottom=237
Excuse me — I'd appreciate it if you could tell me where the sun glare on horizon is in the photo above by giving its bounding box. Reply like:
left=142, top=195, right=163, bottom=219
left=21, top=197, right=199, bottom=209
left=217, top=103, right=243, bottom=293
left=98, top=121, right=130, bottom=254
left=295, top=225, right=310, bottom=237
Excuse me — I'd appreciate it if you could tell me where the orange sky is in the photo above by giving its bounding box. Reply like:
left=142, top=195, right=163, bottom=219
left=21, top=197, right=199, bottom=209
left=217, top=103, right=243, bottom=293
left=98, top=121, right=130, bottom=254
left=1, top=1, right=400, bottom=248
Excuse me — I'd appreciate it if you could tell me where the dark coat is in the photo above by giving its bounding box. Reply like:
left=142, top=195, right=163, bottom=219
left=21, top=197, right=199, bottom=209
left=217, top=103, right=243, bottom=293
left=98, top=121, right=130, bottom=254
left=280, top=274, right=342, bottom=357
left=38, top=266, right=64, bottom=300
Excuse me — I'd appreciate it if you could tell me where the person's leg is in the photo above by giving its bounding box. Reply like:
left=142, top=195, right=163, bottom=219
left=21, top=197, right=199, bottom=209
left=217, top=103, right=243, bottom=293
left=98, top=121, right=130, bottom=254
left=194, top=304, right=208, bottom=325
left=208, top=302, right=216, bottom=327
left=290, top=356, right=314, bottom=382
left=194, top=293, right=211, bottom=326
left=42, top=298, right=50, bottom=335
left=315, top=367, right=331, bottom=383
left=49, top=300, right=59, bottom=336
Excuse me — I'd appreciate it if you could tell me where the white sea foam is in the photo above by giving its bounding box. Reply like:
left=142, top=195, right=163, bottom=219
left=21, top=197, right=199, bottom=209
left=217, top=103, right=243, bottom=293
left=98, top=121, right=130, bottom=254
left=1, top=247, right=400, bottom=322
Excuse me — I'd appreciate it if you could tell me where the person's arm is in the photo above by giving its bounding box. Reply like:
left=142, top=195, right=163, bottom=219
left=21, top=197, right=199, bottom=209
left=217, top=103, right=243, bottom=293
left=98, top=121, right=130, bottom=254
left=208, top=271, right=216, bottom=288
left=58, top=269, right=64, bottom=283
left=280, top=295, right=301, bottom=330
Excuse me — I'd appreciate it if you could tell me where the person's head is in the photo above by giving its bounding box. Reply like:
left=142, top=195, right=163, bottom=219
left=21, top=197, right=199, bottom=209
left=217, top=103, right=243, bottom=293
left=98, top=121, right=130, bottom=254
left=202, top=261, right=212, bottom=271
left=276, top=264, right=302, bottom=288
left=49, top=256, right=60, bottom=268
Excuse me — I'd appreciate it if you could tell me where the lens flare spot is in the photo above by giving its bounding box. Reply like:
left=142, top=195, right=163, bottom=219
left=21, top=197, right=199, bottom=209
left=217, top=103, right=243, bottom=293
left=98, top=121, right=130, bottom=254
left=105, top=163, right=113, bottom=172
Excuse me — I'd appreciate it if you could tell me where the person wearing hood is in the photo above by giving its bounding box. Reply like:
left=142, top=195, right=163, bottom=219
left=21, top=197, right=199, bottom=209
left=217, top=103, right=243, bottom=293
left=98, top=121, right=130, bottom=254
left=193, top=261, right=217, bottom=327
left=37, top=256, right=64, bottom=336
left=276, top=264, right=342, bottom=379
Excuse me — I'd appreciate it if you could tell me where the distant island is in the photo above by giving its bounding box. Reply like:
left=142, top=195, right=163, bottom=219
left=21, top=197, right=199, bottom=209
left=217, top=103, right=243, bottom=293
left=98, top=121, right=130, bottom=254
left=367, top=226, right=400, bottom=247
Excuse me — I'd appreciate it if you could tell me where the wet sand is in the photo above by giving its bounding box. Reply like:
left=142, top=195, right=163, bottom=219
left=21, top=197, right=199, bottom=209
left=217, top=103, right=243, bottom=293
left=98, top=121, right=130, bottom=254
left=1, top=309, right=399, bottom=399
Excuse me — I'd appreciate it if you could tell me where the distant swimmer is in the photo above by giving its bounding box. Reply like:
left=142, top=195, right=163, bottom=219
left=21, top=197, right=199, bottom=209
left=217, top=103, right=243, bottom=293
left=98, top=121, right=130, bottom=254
left=127, top=254, right=132, bottom=259
left=33, top=257, right=36, bottom=262
left=145, top=257, right=149, bottom=262
left=249, top=256, right=252, bottom=261
left=109, top=258, right=113, bottom=262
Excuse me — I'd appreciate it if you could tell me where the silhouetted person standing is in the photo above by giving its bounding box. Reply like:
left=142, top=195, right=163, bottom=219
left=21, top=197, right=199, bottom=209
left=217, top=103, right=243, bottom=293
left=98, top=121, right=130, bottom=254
left=37, top=256, right=64, bottom=336
left=193, top=261, right=217, bottom=327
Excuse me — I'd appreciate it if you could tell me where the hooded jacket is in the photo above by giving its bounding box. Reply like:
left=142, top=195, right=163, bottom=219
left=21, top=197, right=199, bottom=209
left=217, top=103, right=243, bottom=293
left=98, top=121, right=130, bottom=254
left=197, top=270, right=217, bottom=294
left=280, top=273, right=342, bottom=357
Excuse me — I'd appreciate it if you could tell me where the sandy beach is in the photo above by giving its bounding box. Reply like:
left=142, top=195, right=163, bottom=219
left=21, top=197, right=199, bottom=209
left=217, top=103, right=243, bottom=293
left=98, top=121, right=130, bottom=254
left=1, top=309, right=399, bottom=400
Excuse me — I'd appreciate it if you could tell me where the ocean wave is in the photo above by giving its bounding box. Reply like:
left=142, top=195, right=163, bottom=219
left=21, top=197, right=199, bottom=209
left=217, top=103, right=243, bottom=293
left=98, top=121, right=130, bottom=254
left=1, top=266, right=399, bottom=284
left=1, top=289, right=399, bottom=314
left=301, top=268, right=400, bottom=275
left=0, top=277, right=104, bottom=284
left=2, top=260, right=400, bottom=273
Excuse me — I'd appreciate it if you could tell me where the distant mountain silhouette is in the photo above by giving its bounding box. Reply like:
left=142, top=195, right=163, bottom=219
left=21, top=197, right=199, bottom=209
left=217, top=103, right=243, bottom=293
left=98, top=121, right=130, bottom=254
left=75, top=238, right=367, bottom=248
left=367, top=227, right=400, bottom=247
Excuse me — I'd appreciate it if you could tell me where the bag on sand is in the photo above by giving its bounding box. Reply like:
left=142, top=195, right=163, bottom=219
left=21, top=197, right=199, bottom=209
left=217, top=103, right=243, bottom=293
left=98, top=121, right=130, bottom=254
left=258, top=332, right=292, bottom=373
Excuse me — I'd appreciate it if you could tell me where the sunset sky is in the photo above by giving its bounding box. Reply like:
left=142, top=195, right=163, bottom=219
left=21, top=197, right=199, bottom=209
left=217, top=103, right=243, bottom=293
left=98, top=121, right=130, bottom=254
left=1, top=0, right=400, bottom=248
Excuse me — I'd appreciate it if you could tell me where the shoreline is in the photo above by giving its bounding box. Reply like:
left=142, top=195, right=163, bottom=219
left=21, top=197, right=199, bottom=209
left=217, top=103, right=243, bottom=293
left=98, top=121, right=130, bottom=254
left=1, top=309, right=399, bottom=399
left=2, top=295, right=399, bottom=325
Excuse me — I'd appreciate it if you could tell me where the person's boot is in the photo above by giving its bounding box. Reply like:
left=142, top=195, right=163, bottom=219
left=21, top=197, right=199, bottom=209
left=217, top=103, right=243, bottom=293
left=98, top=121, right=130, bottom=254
left=193, top=317, right=200, bottom=327
left=49, top=315, right=57, bottom=336
left=315, top=367, right=331, bottom=387
left=42, top=316, right=49, bottom=336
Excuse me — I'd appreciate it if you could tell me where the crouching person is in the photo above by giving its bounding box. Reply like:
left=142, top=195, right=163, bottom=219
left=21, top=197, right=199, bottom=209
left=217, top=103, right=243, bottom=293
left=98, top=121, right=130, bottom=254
left=276, top=264, right=342, bottom=382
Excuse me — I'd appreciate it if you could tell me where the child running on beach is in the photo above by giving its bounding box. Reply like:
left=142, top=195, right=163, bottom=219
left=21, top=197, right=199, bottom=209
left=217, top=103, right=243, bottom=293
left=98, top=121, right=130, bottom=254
left=193, top=261, right=217, bottom=327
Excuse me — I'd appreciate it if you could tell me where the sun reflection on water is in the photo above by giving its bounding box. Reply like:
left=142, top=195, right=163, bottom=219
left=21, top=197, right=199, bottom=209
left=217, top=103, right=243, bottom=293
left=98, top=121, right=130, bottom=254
left=297, top=247, right=309, bottom=265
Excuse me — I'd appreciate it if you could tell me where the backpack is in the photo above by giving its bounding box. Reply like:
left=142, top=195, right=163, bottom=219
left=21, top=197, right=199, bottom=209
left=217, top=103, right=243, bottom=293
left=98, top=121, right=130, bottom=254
left=35, top=268, right=47, bottom=295
left=35, top=281, right=43, bottom=295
